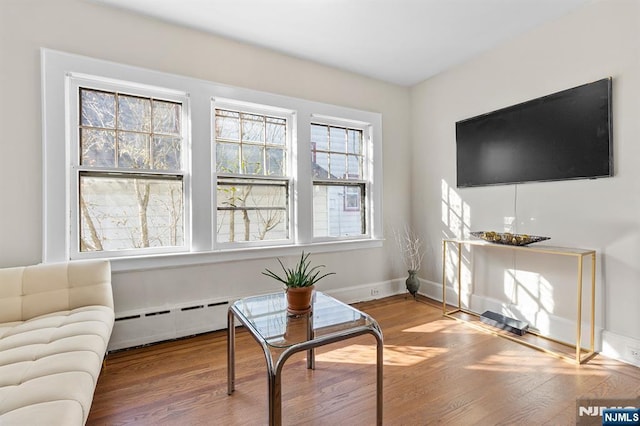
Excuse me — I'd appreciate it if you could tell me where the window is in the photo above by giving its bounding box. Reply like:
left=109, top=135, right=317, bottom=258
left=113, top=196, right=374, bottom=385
left=344, top=186, right=361, bottom=211
left=69, top=78, right=189, bottom=258
left=42, top=49, right=382, bottom=269
left=214, top=107, right=292, bottom=245
left=311, top=123, right=367, bottom=238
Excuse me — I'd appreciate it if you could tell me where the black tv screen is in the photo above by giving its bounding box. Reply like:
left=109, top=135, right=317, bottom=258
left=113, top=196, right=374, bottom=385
left=456, top=78, right=613, bottom=188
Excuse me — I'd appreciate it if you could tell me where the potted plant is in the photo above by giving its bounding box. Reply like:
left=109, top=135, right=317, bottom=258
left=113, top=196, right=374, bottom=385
left=263, top=251, right=335, bottom=314
left=394, top=226, right=424, bottom=299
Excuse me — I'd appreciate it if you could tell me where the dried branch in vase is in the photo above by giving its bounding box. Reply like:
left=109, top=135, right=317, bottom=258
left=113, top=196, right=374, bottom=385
left=394, top=226, right=424, bottom=272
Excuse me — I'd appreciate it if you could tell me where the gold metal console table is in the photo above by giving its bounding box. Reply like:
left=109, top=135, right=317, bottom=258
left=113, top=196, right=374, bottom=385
left=441, top=239, right=596, bottom=364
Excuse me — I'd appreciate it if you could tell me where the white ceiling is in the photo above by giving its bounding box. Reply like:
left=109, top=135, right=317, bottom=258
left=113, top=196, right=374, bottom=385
left=90, top=0, right=593, bottom=86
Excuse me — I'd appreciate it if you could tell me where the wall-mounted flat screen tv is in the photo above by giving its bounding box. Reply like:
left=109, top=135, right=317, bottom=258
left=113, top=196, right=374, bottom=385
left=456, top=78, right=612, bottom=188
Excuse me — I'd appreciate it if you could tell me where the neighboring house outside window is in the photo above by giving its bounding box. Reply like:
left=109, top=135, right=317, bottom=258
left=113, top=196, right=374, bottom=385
left=311, top=123, right=367, bottom=238
left=343, top=186, right=361, bottom=211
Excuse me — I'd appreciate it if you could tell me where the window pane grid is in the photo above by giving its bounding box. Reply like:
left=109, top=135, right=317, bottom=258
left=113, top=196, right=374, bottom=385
left=77, top=87, right=185, bottom=254
left=215, top=108, right=287, bottom=177
left=311, top=122, right=368, bottom=238
left=80, top=88, right=182, bottom=172
left=311, top=123, right=364, bottom=180
left=215, top=107, right=290, bottom=245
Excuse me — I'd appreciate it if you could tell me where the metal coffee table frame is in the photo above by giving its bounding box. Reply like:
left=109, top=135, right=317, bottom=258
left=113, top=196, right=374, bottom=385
left=227, top=291, right=383, bottom=425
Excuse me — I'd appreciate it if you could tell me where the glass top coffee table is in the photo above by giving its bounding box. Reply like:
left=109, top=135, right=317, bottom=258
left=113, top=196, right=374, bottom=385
left=227, top=290, right=383, bottom=425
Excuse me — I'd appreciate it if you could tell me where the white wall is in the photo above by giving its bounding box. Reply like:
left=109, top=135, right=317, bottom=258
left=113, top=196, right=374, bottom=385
left=0, top=0, right=412, bottom=345
left=2, top=0, right=637, bottom=364
left=411, top=0, right=640, bottom=365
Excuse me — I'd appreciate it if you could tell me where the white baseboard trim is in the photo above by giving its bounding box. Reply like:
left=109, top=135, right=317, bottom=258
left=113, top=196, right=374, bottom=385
left=417, top=277, right=603, bottom=352
left=108, top=276, right=640, bottom=368
left=418, top=277, right=455, bottom=304
left=325, top=278, right=406, bottom=304
left=601, top=330, right=640, bottom=368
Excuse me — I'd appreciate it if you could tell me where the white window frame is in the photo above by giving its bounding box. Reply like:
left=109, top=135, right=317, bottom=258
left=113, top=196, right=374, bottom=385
left=42, top=49, right=383, bottom=272
left=66, top=74, right=192, bottom=259
left=212, top=98, right=296, bottom=249
left=310, top=116, right=373, bottom=242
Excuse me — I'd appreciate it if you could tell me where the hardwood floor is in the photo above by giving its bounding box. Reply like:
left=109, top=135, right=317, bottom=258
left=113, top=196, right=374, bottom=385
left=88, top=295, right=640, bottom=425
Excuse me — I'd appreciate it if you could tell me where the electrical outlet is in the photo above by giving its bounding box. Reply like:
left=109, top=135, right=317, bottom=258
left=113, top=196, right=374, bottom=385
left=629, top=346, right=640, bottom=362
left=370, top=288, right=379, bottom=296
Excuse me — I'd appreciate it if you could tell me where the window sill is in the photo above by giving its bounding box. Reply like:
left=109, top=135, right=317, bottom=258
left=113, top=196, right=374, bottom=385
left=108, top=239, right=384, bottom=273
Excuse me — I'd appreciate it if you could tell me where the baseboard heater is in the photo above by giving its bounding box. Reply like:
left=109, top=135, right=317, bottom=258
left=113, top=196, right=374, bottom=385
left=480, top=311, right=529, bottom=336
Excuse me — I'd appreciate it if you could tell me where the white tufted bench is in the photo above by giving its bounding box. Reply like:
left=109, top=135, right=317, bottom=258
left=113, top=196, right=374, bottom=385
left=0, top=260, right=114, bottom=425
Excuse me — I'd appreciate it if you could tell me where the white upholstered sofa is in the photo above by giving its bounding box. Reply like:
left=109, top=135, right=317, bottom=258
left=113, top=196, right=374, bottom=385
left=0, top=260, right=114, bottom=425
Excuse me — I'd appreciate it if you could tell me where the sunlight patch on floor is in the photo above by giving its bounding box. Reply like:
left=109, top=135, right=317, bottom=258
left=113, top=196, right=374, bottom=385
left=465, top=350, right=608, bottom=375
left=315, top=344, right=448, bottom=367
left=403, top=322, right=450, bottom=333
left=403, top=320, right=479, bottom=334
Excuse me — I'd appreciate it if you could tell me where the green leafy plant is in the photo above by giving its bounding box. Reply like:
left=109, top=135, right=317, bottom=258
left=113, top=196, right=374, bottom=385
left=262, top=251, right=335, bottom=289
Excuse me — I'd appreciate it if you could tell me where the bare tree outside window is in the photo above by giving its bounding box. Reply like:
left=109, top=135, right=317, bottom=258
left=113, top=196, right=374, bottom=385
left=214, top=108, right=289, bottom=243
left=78, top=88, right=185, bottom=253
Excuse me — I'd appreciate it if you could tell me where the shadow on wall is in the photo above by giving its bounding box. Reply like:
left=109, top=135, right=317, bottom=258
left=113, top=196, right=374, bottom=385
left=440, top=179, right=560, bottom=336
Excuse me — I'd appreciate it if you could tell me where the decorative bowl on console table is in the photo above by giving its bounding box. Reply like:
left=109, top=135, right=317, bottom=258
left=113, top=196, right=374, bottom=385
left=470, top=231, right=550, bottom=246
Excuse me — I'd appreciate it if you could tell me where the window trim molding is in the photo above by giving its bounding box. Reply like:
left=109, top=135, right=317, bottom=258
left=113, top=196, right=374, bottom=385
left=107, top=238, right=384, bottom=272
left=42, top=48, right=383, bottom=271
left=212, top=99, right=296, bottom=249
left=66, top=75, right=192, bottom=259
